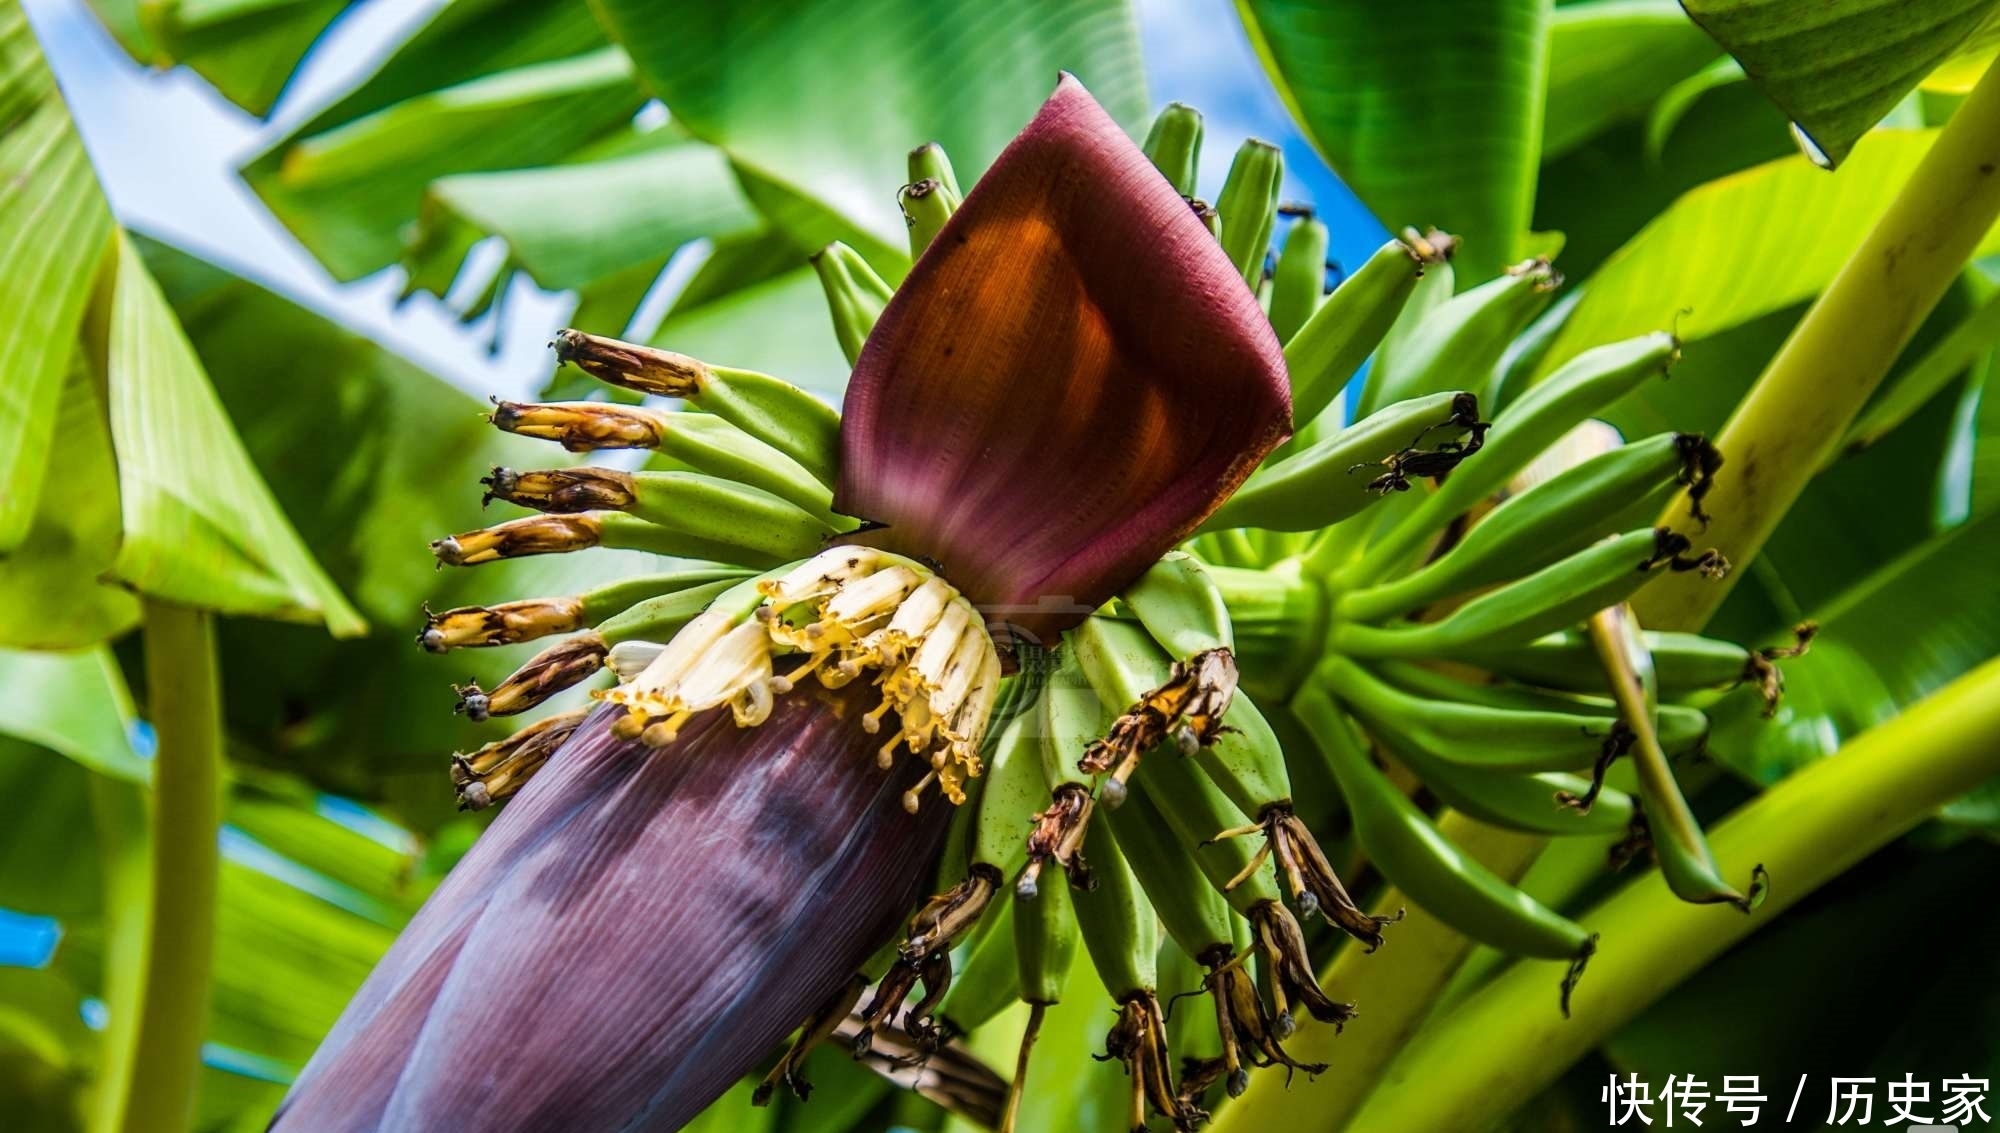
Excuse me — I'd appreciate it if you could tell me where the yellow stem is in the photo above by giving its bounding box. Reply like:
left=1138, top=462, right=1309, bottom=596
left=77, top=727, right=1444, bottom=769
left=92, top=602, right=221, bottom=1133
left=1349, top=655, right=2000, bottom=1131
left=1635, top=56, right=2000, bottom=627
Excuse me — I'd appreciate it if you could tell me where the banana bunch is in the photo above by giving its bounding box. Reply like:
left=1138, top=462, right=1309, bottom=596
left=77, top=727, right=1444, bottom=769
left=415, top=103, right=1809, bottom=1131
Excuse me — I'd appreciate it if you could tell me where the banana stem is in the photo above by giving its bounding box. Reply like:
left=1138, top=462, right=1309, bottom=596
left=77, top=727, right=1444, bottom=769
left=1346, top=654, right=2000, bottom=1132
left=92, top=601, right=222, bottom=1133
left=1634, top=55, right=2000, bottom=628
left=1208, top=812, right=1546, bottom=1133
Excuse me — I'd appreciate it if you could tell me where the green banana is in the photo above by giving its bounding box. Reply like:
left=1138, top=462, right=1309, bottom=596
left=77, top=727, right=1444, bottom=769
left=1458, top=627, right=1803, bottom=710
left=599, top=576, right=749, bottom=653
left=1203, top=561, right=1326, bottom=704
left=1586, top=613, right=1767, bottom=911
left=900, top=176, right=959, bottom=258
left=934, top=894, right=1019, bottom=1034
left=654, top=413, right=841, bottom=523
left=1215, top=139, right=1281, bottom=286
left=467, top=469, right=830, bottom=566
left=908, top=140, right=962, bottom=198
left=1130, top=754, right=1356, bottom=1030
left=1070, top=810, right=1204, bottom=1133
left=1282, top=236, right=1431, bottom=433
left=1293, top=683, right=1596, bottom=1012
left=1353, top=232, right=1456, bottom=419
left=1353, top=332, right=1681, bottom=581
left=620, top=472, right=835, bottom=562
left=1013, top=862, right=1078, bottom=1007
left=551, top=329, right=842, bottom=486
left=1142, top=102, right=1204, bottom=196
left=1118, top=551, right=1234, bottom=656
left=1073, top=616, right=1388, bottom=942
left=428, top=511, right=787, bottom=571
left=1128, top=755, right=1280, bottom=918
left=1365, top=658, right=1710, bottom=744
left=811, top=241, right=894, bottom=366
left=1200, top=390, right=1481, bottom=533
left=1333, top=528, right=1722, bottom=660
left=1358, top=257, right=1559, bottom=416
left=1318, top=656, right=1707, bottom=773
left=1267, top=213, right=1329, bottom=345
left=969, top=689, right=1050, bottom=882
left=1361, top=705, right=1636, bottom=836
left=1338, top=431, right=1720, bottom=623
left=1069, top=615, right=1236, bottom=803
left=1019, top=647, right=1107, bottom=898
left=1004, top=875, right=1077, bottom=1133
left=1103, top=781, right=1238, bottom=964
left=872, top=674, right=1049, bottom=1042
left=1407, top=751, right=1634, bottom=837
left=416, top=567, right=748, bottom=652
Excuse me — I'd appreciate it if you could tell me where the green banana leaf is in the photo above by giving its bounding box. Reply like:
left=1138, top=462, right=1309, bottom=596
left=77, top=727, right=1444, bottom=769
left=1, top=3, right=360, bottom=638
left=409, top=135, right=761, bottom=298
left=1533, top=50, right=1791, bottom=288
left=0, top=647, right=143, bottom=782
left=100, top=236, right=363, bottom=634
left=245, top=44, right=648, bottom=282
left=1680, top=0, right=2000, bottom=167
left=1542, top=0, right=1719, bottom=162
left=1236, top=0, right=1551, bottom=280
left=0, top=4, right=116, bottom=554
left=234, top=0, right=651, bottom=282
left=82, top=0, right=350, bottom=116
left=593, top=0, right=1147, bottom=257
left=0, top=358, right=138, bottom=649
left=1538, top=129, right=2000, bottom=378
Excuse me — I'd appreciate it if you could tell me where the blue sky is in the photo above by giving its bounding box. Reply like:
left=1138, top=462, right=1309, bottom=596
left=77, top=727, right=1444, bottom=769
left=23, top=0, right=1384, bottom=399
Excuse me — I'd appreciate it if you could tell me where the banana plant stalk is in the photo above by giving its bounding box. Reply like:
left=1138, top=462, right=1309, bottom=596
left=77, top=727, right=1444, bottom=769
left=267, top=77, right=1292, bottom=1132
left=1351, top=655, right=2000, bottom=1130
left=92, top=602, right=222, bottom=1133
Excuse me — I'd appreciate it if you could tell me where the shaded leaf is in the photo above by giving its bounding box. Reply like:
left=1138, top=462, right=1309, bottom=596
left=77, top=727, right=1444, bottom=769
left=99, top=235, right=364, bottom=634
left=1543, top=0, right=1719, bottom=161
left=1238, top=0, right=1551, bottom=279
left=0, top=965, right=92, bottom=1133
left=1681, top=0, right=2000, bottom=167
left=1534, top=59, right=1790, bottom=284
left=0, top=736, right=106, bottom=917
left=592, top=0, right=1147, bottom=253
left=1707, top=505, right=2000, bottom=807
left=0, top=4, right=116, bottom=552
